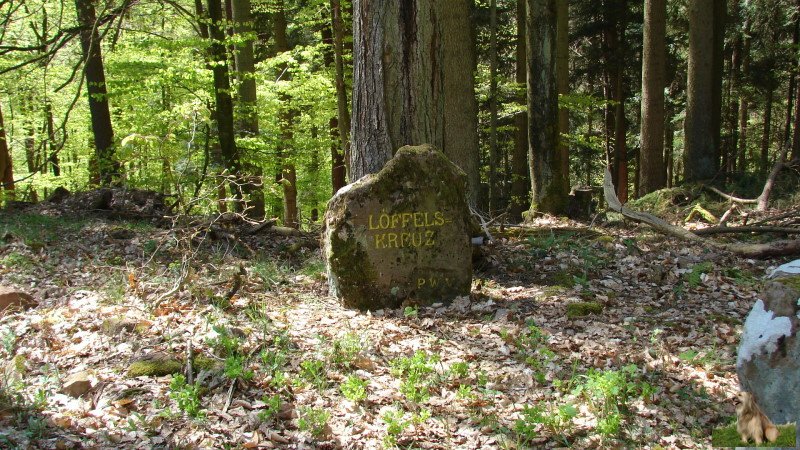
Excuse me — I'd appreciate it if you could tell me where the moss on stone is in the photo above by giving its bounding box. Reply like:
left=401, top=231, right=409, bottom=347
left=775, top=274, right=800, bottom=293
left=566, top=301, right=603, bottom=319
left=711, top=422, right=796, bottom=448
left=193, top=355, right=220, bottom=371
left=126, top=356, right=183, bottom=378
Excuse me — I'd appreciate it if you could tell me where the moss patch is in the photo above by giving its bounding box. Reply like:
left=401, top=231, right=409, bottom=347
left=775, top=274, right=800, bottom=293
left=127, top=356, right=183, bottom=378
left=711, top=422, right=796, bottom=448
left=566, top=301, right=604, bottom=319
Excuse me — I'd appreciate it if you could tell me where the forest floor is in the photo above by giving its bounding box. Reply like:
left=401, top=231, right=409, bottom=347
left=0, top=197, right=796, bottom=449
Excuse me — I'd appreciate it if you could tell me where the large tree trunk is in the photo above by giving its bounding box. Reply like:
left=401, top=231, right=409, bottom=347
left=639, top=0, right=666, bottom=195
left=231, top=0, right=265, bottom=219
left=440, top=0, right=480, bottom=207
left=527, top=0, right=568, bottom=215
left=684, top=0, right=721, bottom=182
left=0, top=103, right=14, bottom=203
left=350, top=0, right=444, bottom=181
left=75, top=0, right=118, bottom=185
left=510, top=0, right=530, bottom=221
left=330, top=0, right=349, bottom=192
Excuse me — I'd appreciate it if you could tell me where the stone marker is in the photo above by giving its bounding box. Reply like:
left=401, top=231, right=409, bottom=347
left=737, top=273, right=800, bottom=425
left=324, top=144, right=473, bottom=310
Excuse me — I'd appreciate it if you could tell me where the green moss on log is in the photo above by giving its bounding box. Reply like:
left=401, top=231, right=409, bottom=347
left=126, top=357, right=183, bottom=378
left=566, top=301, right=603, bottom=319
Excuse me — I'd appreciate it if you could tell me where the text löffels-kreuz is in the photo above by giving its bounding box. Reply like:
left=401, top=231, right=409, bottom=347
left=367, top=211, right=450, bottom=249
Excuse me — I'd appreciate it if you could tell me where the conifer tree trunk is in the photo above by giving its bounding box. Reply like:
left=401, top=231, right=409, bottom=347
left=684, top=0, right=722, bottom=181
left=0, top=103, right=14, bottom=202
left=556, top=0, right=569, bottom=187
left=527, top=0, right=569, bottom=214
left=737, top=20, right=751, bottom=171
left=440, top=0, right=480, bottom=207
left=510, top=0, right=530, bottom=221
left=75, top=0, right=118, bottom=184
left=761, top=89, right=773, bottom=173
left=639, top=0, right=666, bottom=195
left=488, top=0, right=500, bottom=213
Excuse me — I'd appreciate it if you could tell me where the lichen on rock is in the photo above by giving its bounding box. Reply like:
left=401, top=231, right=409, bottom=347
left=736, top=299, right=792, bottom=365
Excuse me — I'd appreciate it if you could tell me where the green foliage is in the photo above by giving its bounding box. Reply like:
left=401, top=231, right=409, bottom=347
left=297, top=406, right=329, bottom=437
left=327, top=332, right=364, bottom=368
left=686, top=262, right=714, bottom=287
left=514, top=403, right=577, bottom=445
left=169, top=374, right=204, bottom=419
left=390, top=351, right=441, bottom=404
left=223, top=355, right=254, bottom=381
left=340, top=375, right=368, bottom=403
left=526, top=231, right=577, bottom=258
left=403, top=306, right=419, bottom=318
left=257, top=394, right=282, bottom=423
left=299, top=359, right=327, bottom=390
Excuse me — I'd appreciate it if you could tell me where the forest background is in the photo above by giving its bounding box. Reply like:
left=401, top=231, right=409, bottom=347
left=1, top=0, right=798, bottom=222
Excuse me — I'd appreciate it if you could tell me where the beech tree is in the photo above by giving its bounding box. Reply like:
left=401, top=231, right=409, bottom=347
left=527, top=0, right=569, bottom=214
left=0, top=103, right=14, bottom=202
left=75, top=0, right=118, bottom=184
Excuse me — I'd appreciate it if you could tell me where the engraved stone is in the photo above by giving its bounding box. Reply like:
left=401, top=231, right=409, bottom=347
left=324, top=144, right=473, bottom=310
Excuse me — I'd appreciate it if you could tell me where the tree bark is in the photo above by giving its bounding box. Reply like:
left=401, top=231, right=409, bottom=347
left=231, top=0, right=265, bottom=219
left=556, top=0, right=569, bottom=188
left=527, top=0, right=569, bottom=215
left=273, top=0, right=298, bottom=228
left=510, top=0, right=530, bottom=221
left=207, top=0, right=243, bottom=205
left=350, top=0, right=444, bottom=181
left=0, top=102, right=14, bottom=203
left=330, top=0, right=350, bottom=192
left=684, top=0, right=720, bottom=182
left=761, top=89, right=773, bottom=174
left=75, top=0, right=118, bottom=185
left=440, top=0, right=480, bottom=207
left=488, top=0, right=501, bottom=213
left=639, top=0, right=666, bottom=195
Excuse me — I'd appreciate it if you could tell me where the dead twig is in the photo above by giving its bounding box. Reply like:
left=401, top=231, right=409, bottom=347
left=693, top=226, right=800, bottom=236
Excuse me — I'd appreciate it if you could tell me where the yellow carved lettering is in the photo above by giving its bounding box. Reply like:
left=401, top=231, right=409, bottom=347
left=391, top=214, right=401, bottom=228
left=401, top=232, right=411, bottom=248
left=374, top=233, right=386, bottom=249
left=378, top=213, right=390, bottom=229
left=425, top=230, right=435, bottom=246
left=434, top=211, right=445, bottom=226
left=412, top=232, right=423, bottom=247
left=402, top=212, right=413, bottom=228
left=387, top=233, right=398, bottom=248
left=414, top=212, right=424, bottom=227
left=417, top=278, right=426, bottom=288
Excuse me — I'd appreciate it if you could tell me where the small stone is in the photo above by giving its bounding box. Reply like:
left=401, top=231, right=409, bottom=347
left=61, top=371, right=93, bottom=398
left=127, top=353, right=183, bottom=378
left=0, top=285, right=35, bottom=314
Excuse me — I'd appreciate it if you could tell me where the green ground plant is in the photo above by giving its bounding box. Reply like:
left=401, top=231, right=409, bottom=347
left=169, top=374, right=205, bottom=419
left=257, top=394, right=282, bottom=423
left=327, top=332, right=364, bottom=368
left=514, top=403, right=577, bottom=445
left=340, top=375, right=368, bottom=403
left=390, top=351, right=440, bottom=404
left=297, top=406, right=329, bottom=437
left=299, top=359, right=327, bottom=390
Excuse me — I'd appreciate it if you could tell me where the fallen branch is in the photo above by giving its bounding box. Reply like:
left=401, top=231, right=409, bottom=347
left=693, top=226, right=800, bottom=236
left=702, top=185, right=758, bottom=204
left=603, top=169, right=800, bottom=258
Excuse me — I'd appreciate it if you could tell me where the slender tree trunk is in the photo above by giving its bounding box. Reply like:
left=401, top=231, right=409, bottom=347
left=792, top=0, right=800, bottom=162
left=320, top=21, right=346, bottom=194
left=75, top=0, right=117, bottom=184
left=330, top=0, right=349, bottom=190
left=665, top=103, right=675, bottom=187
left=527, top=0, right=568, bottom=214
left=556, top=0, right=569, bottom=188
left=0, top=103, right=14, bottom=203
left=639, top=0, right=666, bottom=195
left=726, top=6, right=743, bottom=173
left=273, top=0, right=298, bottom=228
left=711, top=0, right=726, bottom=168
left=207, top=0, right=242, bottom=205
left=350, top=0, right=444, bottom=180
left=761, top=89, right=773, bottom=173
left=440, top=0, right=481, bottom=207
left=684, top=0, right=720, bottom=182
left=737, top=20, right=751, bottom=172
left=488, top=0, right=500, bottom=213
left=231, top=0, right=265, bottom=218
left=613, top=0, right=628, bottom=202
left=510, top=0, right=530, bottom=221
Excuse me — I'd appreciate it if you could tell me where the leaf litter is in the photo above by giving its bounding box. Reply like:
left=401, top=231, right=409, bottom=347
left=0, top=210, right=790, bottom=449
